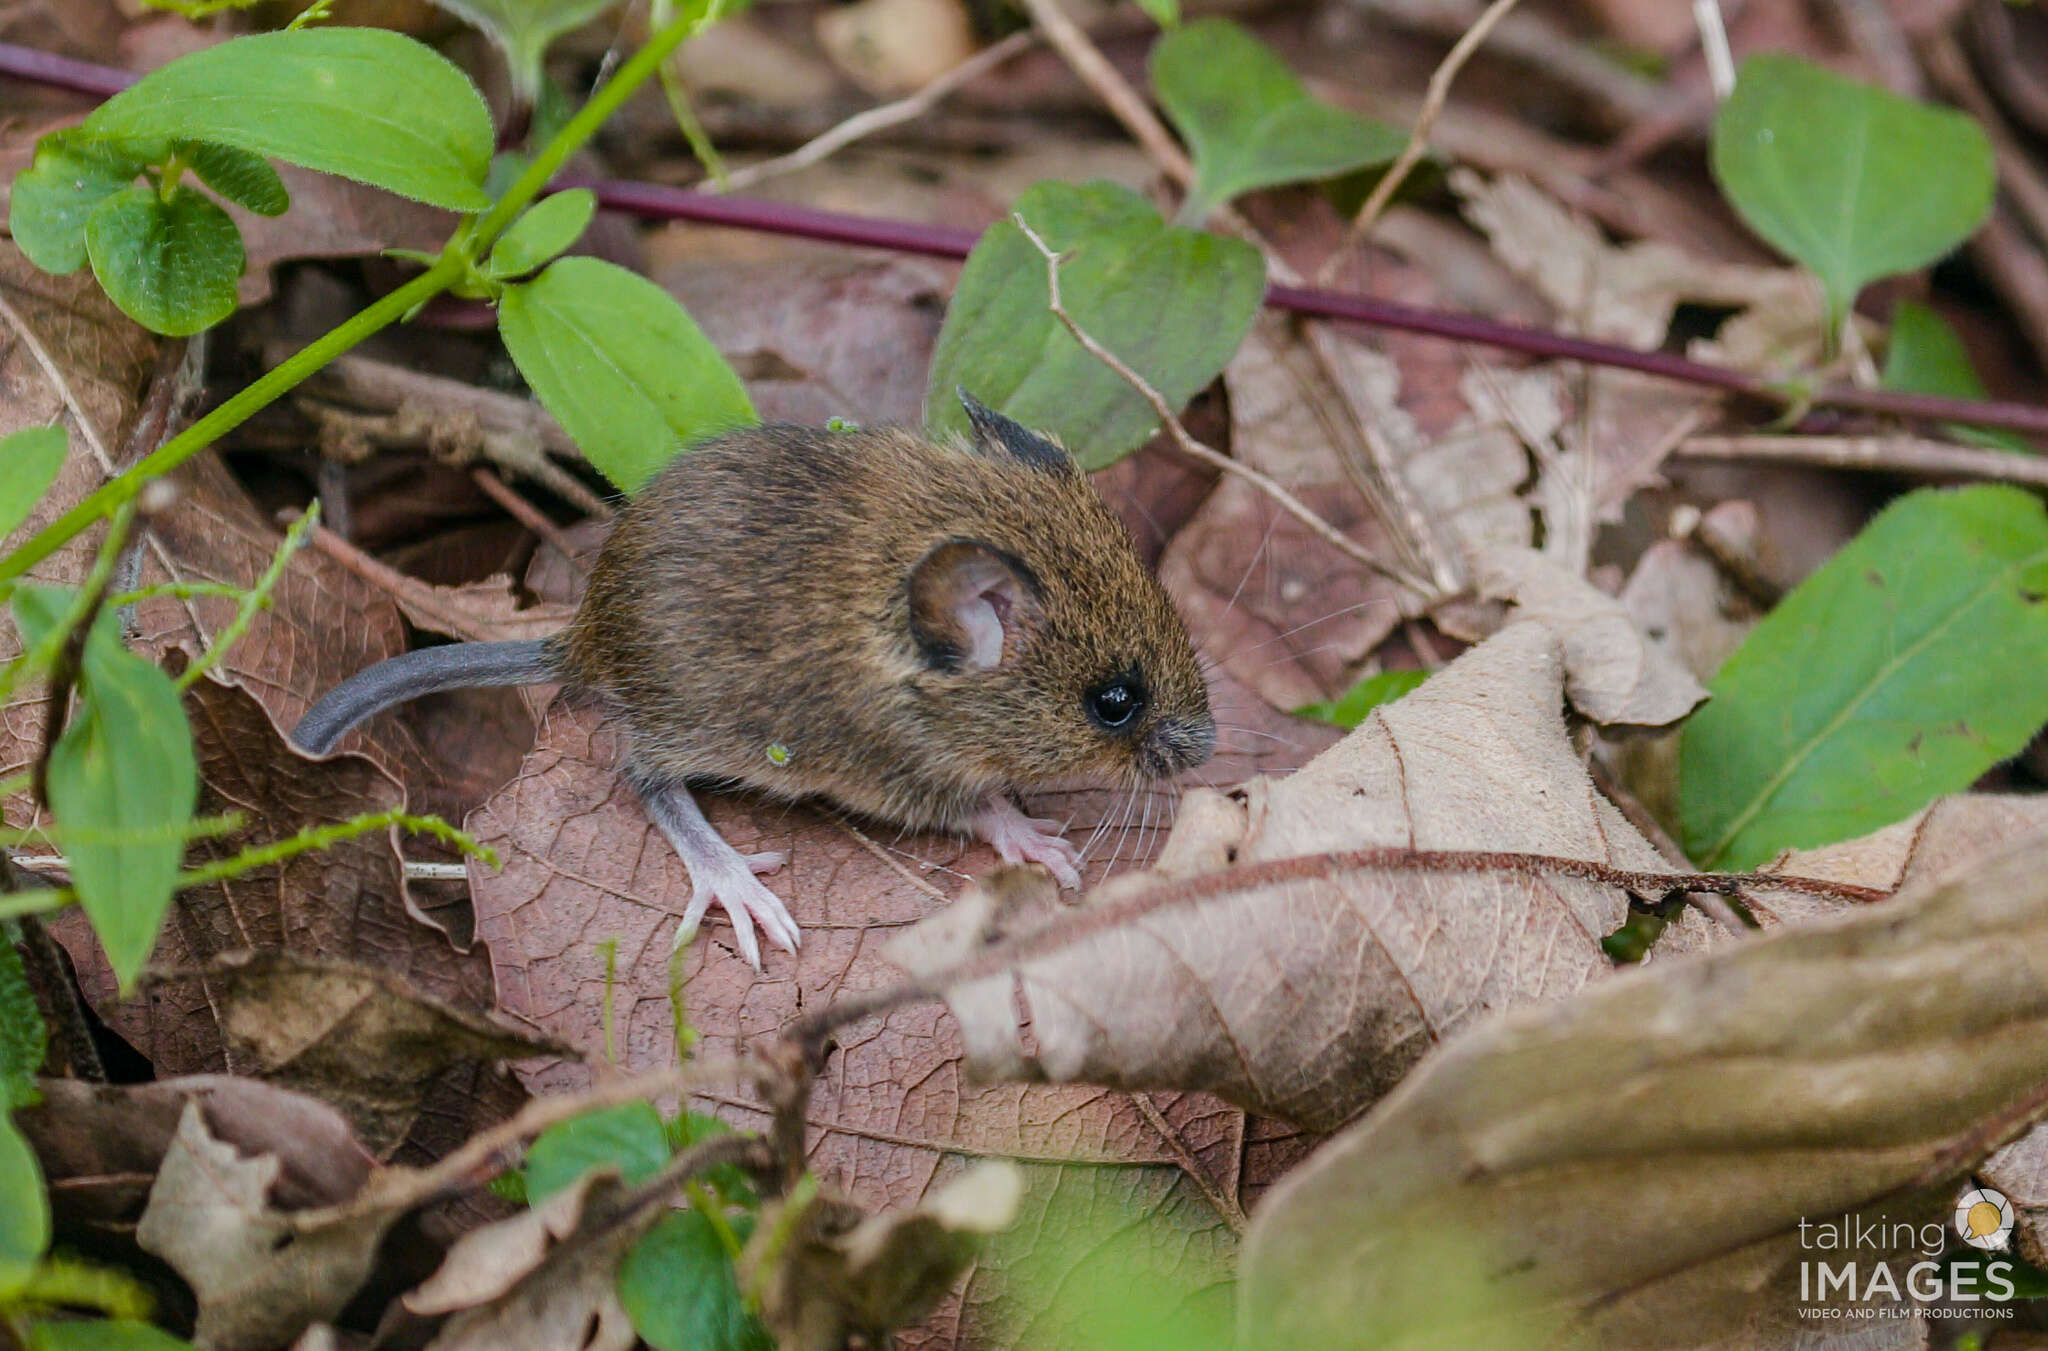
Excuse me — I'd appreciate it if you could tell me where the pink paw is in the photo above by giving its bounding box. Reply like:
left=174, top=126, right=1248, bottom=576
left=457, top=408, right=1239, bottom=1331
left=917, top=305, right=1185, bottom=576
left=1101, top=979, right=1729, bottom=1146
left=972, top=796, right=1082, bottom=889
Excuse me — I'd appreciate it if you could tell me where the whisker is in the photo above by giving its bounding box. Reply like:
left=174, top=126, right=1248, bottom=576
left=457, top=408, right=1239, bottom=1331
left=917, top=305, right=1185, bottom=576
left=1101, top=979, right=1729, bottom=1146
left=1228, top=598, right=1397, bottom=658
left=1216, top=508, right=1281, bottom=631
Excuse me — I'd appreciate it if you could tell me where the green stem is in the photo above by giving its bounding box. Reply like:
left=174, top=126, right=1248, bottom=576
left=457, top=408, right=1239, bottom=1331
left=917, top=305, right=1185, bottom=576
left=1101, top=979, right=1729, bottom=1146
left=0, top=258, right=462, bottom=591
left=175, top=500, right=317, bottom=691
left=0, top=889, right=69, bottom=922
left=175, top=808, right=494, bottom=889
left=470, top=4, right=714, bottom=252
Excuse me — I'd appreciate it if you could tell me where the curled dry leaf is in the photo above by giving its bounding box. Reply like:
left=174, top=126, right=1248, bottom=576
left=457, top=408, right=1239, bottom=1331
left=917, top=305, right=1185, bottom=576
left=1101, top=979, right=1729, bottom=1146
left=749, top=1160, right=1024, bottom=1351
left=185, top=952, right=570, bottom=1154
left=1468, top=544, right=1707, bottom=726
left=1236, top=832, right=2048, bottom=1350
left=889, top=620, right=1729, bottom=1132
left=419, top=1180, right=645, bottom=1351
left=137, top=1102, right=406, bottom=1351
left=405, top=1169, right=618, bottom=1316
left=17, top=1075, right=371, bottom=1240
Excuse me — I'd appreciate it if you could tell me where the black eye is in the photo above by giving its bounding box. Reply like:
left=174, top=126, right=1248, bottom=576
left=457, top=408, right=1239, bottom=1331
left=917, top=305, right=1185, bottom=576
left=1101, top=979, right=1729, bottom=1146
left=1086, top=676, right=1146, bottom=730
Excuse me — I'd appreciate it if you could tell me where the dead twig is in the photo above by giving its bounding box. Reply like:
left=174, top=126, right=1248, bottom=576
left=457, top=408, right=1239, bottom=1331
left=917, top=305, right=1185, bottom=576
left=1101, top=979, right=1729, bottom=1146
left=1012, top=0, right=1193, bottom=187
left=471, top=468, right=589, bottom=572
left=793, top=846, right=1889, bottom=1054
left=719, top=31, right=1037, bottom=193
left=1673, top=433, right=2048, bottom=487
left=1011, top=214, right=1440, bottom=598
left=1327, top=0, right=1524, bottom=267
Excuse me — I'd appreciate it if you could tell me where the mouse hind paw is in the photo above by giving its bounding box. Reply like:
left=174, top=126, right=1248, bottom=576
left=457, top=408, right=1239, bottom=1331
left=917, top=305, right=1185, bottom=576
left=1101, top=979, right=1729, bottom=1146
left=636, top=778, right=802, bottom=970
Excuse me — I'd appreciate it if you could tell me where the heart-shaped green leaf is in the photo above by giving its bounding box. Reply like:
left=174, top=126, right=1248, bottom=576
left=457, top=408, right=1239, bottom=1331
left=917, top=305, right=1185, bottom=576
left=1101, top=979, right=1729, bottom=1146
left=499, top=256, right=757, bottom=492
left=484, top=188, right=596, bottom=280
left=1152, top=18, right=1407, bottom=222
left=0, top=427, right=68, bottom=544
left=924, top=180, right=1265, bottom=470
left=182, top=141, right=288, bottom=217
left=422, top=0, right=620, bottom=100
left=1710, top=53, right=1995, bottom=327
left=13, top=589, right=199, bottom=990
left=82, top=27, right=493, bottom=212
left=524, top=1101, right=670, bottom=1201
left=1680, top=485, right=2048, bottom=869
left=7, top=131, right=146, bottom=276
left=83, top=186, right=244, bottom=337
left=0, top=1113, right=48, bottom=1299
left=619, top=1211, right=770, bottom=1351
left=1881, top=301, right=2033, bottom=453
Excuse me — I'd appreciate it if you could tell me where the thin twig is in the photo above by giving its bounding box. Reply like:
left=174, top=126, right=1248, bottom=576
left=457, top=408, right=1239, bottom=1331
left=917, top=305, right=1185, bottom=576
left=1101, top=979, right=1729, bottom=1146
left=470, top=468, right=589, bottom=570
left=1010, top=214, right=1441, bottom=598
left=794, top=846, right=1890, bottom=1050
left=719, top=31, right=1037, bottom=193
left=1011, top=0, right=1193, bottom=186
left=1674, top=433, right=2048, bottom=486
left=1329, top=0, right=1524, bottom=265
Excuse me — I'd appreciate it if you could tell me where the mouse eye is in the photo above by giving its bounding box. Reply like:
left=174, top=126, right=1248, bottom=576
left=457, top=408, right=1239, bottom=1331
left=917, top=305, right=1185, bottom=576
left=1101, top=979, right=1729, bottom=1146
left=1086, top=675, right=1146, bottom=731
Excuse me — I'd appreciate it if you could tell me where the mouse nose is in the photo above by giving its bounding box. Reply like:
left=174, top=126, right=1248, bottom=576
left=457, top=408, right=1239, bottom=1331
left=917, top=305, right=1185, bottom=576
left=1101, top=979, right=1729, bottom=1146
left=1143, top=714, right=1216, bottom=776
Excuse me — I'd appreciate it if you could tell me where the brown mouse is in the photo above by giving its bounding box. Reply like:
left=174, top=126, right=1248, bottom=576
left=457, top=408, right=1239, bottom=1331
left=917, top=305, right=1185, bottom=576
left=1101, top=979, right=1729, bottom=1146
left=292, top=393, right=1215, bottom=966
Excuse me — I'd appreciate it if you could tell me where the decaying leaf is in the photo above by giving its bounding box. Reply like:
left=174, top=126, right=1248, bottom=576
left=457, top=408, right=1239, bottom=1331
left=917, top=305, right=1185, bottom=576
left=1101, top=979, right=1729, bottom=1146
left=406, top=1169, right=619, bottom=1316
left=1468, top=544, right=1707, bottom=726
left=749, top=1161, right=1024, bottom=1351
left=1237, top=831, right=2048, bottom=1349
left=888, top=618, right=1733, bottom=1132
left=191, top=952, right=570, bottom=1153
left=419, top=1177, right=646, bottom=1351
left=137, top=1103, right=405, bottom=1351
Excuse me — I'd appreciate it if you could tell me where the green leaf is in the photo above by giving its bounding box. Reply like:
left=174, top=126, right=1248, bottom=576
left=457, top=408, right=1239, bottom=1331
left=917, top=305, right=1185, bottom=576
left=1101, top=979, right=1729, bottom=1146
left=82, top=186, right=243, bottom=338
left=13, top=590, right=199, bottom=990
left=1135, top=0, right=1178, bottom=26
left=1710, top=53, right=1995, bottom=326
left=28, top=1321, right=197, bottom=1351
left=6, top=132, right=145, bottom=276
left=619, top=1211, right=770, bottom=1351
left=0, top=1112, right=49, bottom=1298
left=484, top=189, right=596, bottom=280
left=524, top=1101, right=670, bottom=1202
left=1680, top=485, right=2048, bottom=869
left=1152, top=19, right=1407, bottom=221
left=81, top=27, right=493, bottom=212
left=499, top=256, right=757, bottom=492
left=182, top=142, right=288, bottom=216
left=1292, top=669, right=1429, bottom=729
left=0, top=427, right=69, bottom=544
left=421, top=0, right=619, bottom=101
left=923, top=180, right=1265, bottom=470
left=1881, top=300, right=2033, bottom=453
left=663, top=1112, right=756, bottom=1206
left=0, top=932, right=47, bottom=1113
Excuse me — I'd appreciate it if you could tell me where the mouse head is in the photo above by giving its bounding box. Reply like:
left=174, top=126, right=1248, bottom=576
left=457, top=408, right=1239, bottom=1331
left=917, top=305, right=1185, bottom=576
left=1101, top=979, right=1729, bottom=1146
left=904, top=395, right=1215, bottom=792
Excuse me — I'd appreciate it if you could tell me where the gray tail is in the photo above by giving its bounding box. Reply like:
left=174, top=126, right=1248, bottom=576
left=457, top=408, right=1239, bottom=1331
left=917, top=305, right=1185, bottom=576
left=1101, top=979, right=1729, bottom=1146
left=292, top=638, right=559, bottom=755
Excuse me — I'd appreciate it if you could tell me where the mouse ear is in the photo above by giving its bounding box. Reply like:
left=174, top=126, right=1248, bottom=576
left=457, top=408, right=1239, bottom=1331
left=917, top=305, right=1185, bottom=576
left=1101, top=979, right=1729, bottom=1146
left=908, top=540, right=1041, bottom=673
left=956, top=389, right=1074, bottom=475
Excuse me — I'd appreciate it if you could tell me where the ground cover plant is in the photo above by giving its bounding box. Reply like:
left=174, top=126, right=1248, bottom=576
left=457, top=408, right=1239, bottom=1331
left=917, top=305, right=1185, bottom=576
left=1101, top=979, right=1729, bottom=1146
left=6, top=0, right=2048, bottom=1346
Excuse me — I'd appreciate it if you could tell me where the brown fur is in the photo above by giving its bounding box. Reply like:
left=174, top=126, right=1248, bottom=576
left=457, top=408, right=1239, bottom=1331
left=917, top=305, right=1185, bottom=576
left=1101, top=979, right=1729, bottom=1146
left=554, top=421, right=1213, bottom=831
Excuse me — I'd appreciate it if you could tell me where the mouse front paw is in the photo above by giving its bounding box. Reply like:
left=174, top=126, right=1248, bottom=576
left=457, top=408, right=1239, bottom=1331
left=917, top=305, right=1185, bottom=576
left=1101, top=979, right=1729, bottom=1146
left=971, top=795, right=1083, bottom=889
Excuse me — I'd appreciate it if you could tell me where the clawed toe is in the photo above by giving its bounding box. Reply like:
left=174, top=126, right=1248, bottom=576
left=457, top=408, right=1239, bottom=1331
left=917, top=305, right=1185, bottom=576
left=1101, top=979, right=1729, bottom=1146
left=745, top=850, right=787, bottom=876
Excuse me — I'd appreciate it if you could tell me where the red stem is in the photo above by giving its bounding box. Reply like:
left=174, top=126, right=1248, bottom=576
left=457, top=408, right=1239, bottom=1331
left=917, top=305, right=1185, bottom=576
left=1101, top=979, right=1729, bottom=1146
left=8, top=41, right=2048, bottom=438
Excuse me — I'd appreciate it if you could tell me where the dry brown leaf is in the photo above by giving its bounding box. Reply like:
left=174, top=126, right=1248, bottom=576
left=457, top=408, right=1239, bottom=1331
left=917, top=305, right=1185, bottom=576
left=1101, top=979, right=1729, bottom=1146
left=750, top=1161, right=1023, bottom=1351
left=419, top=1176, right=644, bottom=1351
left=185, top=952, right=568, bottom=1153
left=889, top=620, right=1725, bottom=1132
left=405, top=1169, right=617, bottom=1315
left=16, top=1075, right=373, bottom=1241
left=465, top=672, right=1319, bottom=1345
left=137, top=1102, right=407, bottom=1351
left=1236, top=832, right=2048, bottom=1349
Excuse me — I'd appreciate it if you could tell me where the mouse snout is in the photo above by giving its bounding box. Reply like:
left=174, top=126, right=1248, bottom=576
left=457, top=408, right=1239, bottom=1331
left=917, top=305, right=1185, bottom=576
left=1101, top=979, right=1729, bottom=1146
left=1140, top=712, right=1216, bottom=778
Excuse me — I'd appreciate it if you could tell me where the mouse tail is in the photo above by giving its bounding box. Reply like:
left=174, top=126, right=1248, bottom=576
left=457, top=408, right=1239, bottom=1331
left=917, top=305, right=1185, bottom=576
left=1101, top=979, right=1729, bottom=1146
left=291, top=638, right=560, bottom=755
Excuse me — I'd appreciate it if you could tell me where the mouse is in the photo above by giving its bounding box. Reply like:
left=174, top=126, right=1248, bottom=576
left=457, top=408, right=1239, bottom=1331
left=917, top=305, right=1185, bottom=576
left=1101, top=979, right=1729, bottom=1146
left=292, top=392, right=1216, bottom=968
